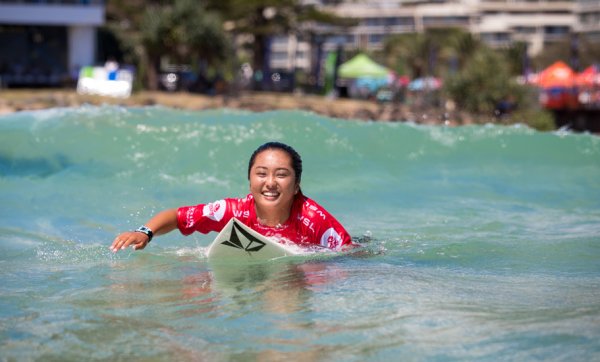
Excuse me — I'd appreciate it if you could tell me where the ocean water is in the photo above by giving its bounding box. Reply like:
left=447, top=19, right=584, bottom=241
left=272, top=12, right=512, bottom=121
left=1, top=105, right=599, bottom=361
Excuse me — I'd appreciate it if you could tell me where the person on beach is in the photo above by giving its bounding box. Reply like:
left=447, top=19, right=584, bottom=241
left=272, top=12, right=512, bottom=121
left=110, top=141, right=355, bottom=253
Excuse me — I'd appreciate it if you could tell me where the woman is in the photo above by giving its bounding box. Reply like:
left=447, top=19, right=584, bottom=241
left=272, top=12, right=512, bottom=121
left=110, top=142, right=354, bottom=253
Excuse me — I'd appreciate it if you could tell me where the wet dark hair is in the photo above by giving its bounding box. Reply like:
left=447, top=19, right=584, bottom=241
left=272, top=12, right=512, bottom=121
left=248, top=141, right=302, bottom=184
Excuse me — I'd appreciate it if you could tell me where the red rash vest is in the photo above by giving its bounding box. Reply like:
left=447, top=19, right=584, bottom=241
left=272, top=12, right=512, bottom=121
left=177, top=193, right=353, bottom=250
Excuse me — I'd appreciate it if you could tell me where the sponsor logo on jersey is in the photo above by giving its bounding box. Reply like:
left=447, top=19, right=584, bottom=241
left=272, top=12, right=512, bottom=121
left=308, top=204, right=327, bottom=220
left=221, top=220, right=266, bottom=253
left=321, top=227, right=342, bottom=250
left=299, top=216, right=316, bottom=232
left=233, top=209, right=250, bottom=219
left=203, top=200, right=226, bottom=221
left=185, top=207, right=196, bottom=228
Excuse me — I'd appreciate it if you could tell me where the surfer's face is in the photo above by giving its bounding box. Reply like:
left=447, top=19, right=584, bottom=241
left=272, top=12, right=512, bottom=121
left=249, top=149, right=300, bottom=215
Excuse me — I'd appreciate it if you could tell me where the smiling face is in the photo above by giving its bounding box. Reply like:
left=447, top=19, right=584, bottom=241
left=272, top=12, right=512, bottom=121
left=249, top=148, right=300, bottom=224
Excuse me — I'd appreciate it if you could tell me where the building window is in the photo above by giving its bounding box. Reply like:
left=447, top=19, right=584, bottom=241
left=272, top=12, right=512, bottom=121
left=544, top=26, right=570, bottom=35
left=364, top=18, right=383, bottom=27
left=271, top=36, right=289, bottom=46
left=514, top=26, right=537, bottom=34
left=0, top=25, right=68, bottom=86
left=580, top=13, right=599, bottom=25
left=423, top=16, right=470, bottom=26
left=325, top=35, right=346, bottom=46
left=271, top=52, right=288, bottom=62
left=481, top=32, right=511, bottom=45
left=368, top=34, right=385, bottom=44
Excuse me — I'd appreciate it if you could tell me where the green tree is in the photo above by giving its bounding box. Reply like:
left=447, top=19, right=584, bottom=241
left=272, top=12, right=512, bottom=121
left=503, top=41, right=529, bottom=76
left=104, top=0, right=229, bottom=90
left=205, top=0, right=354, bottom=80
left=383, top=33, right=427, bottom=77
left=103, top=0, right=148, bottom=89
left=383, top=27, right=554, bottom=129
left=383, top=28, right=479, bottom=78
left=141, top=0, right=229, bottom=89
left=444, top=47, right=524, bottom=115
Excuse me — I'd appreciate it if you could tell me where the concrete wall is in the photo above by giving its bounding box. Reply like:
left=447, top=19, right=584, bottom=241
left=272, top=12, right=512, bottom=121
left=0, top=3, right=104, bottom=26
left=68, top=25, right=97, bottom=71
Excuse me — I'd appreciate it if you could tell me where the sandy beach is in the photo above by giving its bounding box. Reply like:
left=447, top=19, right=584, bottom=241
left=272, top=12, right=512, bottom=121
left=0, top=89, right=464, bottom=125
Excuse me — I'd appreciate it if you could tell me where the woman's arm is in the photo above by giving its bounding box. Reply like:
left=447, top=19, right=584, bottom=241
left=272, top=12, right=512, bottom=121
left=110, top=208, right=179, bottom=252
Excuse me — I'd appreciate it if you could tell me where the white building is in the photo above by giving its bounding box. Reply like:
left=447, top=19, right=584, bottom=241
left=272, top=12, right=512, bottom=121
left=0, top=0, right=105, bottom=86
left=475, top=0, right=576, bottom=56
left=575, top=0, right=600, bottom=42
left=269, top=0, right=595, bottom=73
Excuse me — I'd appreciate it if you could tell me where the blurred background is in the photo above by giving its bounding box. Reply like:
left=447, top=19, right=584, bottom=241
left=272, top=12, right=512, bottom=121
left=0, top=0, right=599, bottom=131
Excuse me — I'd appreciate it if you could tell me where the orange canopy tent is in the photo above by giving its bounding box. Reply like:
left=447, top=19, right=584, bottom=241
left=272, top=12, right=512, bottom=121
left=575, top=65, right=599, bottom=87
left=537, top=61, right=575, bottom=88
left=535, top=61, right=580, bottom=109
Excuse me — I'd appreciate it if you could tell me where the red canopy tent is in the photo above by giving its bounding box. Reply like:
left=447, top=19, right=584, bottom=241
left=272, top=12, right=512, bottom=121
left=575, top=65, right=600, bottom=107
left=575, top=65, right=599, bottom=87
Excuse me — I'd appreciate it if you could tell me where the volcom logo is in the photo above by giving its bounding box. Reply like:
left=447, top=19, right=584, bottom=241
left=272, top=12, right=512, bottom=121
left=221, top=220, right=266, bottom=253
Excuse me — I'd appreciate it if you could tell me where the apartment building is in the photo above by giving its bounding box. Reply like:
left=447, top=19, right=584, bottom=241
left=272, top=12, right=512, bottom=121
left=476, top=0, right=576, bottom=56
left=0, top=0, right=105, bottom=86
left=270, top=0, right=594, bottom=73
left=576, top=0, right=600, bottom=42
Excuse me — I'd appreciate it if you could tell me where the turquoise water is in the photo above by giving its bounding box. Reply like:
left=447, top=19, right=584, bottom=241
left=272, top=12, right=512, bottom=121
left=1, top=106, right=599, bottom=360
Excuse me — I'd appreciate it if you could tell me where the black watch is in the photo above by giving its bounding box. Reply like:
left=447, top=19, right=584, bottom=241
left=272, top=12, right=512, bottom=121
left=135, top=226, right=153, bottom=242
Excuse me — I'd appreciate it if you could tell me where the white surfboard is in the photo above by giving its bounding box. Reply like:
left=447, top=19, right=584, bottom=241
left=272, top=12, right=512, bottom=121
left=206, top=218, right=302, bottom=261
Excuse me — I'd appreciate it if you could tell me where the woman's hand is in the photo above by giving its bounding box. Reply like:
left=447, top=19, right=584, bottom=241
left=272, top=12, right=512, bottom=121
left=109, top=208, right=178, bottom=253
left=110, top=231, right=150, bottom=252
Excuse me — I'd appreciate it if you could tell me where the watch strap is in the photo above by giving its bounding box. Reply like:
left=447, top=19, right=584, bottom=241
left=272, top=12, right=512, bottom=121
left=135, top=226, right=153, bottom=242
